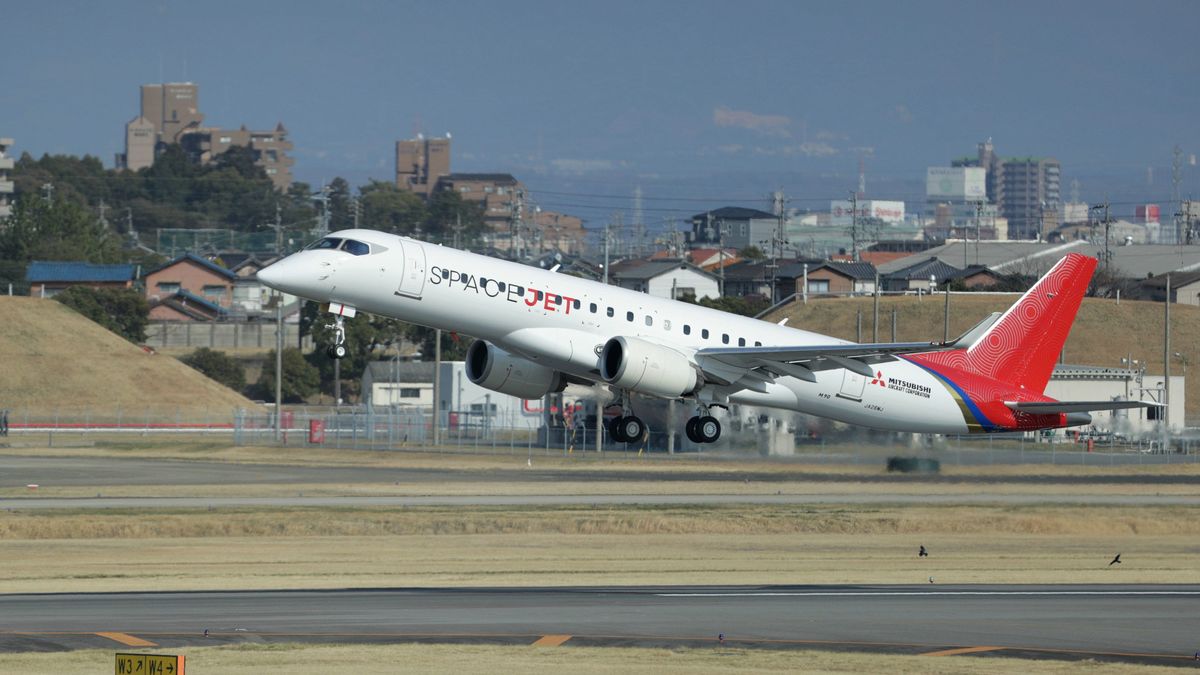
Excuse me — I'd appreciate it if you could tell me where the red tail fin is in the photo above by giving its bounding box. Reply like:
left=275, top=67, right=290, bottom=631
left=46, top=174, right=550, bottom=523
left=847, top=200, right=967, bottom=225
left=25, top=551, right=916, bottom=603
left=962, top=253, right=1096, bottom=392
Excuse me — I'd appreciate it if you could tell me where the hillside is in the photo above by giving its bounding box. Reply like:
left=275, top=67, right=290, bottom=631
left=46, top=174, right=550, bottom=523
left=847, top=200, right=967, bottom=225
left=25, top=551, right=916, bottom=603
left=766, top=295, right=1200, bottom=422
left=0, top=297, right=257, bottom=421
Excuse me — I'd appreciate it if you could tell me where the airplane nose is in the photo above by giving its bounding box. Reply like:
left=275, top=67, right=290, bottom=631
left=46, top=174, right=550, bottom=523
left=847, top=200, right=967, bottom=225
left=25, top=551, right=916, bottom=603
left=256, top=263, right=282, bottom=288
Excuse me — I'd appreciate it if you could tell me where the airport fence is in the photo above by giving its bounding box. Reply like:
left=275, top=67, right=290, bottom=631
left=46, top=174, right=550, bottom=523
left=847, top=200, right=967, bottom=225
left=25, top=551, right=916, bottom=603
left=1, top=404, right=1197, bottom=466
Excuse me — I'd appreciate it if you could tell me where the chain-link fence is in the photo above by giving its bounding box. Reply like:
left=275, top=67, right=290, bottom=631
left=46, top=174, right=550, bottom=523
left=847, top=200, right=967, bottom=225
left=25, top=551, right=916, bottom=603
left=1, top=404, right=1196, bottom=466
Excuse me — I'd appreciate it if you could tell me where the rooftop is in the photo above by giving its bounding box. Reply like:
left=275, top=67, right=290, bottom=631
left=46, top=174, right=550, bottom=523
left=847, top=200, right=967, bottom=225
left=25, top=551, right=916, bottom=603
left=26, top=261, right=136, bottom=284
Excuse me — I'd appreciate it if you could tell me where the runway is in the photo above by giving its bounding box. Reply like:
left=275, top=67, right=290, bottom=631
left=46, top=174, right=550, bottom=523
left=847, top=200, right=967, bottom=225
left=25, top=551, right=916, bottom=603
left=1, top=585, right=1197, bottom=665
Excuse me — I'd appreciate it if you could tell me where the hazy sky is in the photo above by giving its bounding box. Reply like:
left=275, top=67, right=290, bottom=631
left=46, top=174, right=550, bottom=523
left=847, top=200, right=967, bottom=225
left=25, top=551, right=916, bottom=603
left=4, top=0, right=1199, bottom=215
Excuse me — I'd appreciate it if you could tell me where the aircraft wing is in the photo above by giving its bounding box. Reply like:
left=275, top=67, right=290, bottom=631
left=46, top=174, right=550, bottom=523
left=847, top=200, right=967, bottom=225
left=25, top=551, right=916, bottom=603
left=1004, top=400, right=1164, bottom=414
left=691, top=312, right=1001, bottom=389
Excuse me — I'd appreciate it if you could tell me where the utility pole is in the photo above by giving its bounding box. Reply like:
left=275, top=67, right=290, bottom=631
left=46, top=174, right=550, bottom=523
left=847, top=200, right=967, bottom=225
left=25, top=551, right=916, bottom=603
left=973, top=200, right=983, bottom=265
left=274, top=294, right=283, bottom=442
left=272, top=202, right=283, bottom=255
left=602, top=218, right=612, bottom=285
left=41, top=182, right=53, bottom=203
left=717, top=215, right=726, bottom=297
left=1163, top=273, right=1170, bottom=447
left=432, top=328, right=442, bottom=446
left=1090, top=201, right=1111, bottom=270
left=848, top=191, right=859, bottom=261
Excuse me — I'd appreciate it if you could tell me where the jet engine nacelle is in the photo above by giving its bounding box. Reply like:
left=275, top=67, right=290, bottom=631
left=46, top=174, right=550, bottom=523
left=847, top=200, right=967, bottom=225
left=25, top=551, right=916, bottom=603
left=599, top=336, right=700, bottom=399
left=465, top=339, right=568, bottom=400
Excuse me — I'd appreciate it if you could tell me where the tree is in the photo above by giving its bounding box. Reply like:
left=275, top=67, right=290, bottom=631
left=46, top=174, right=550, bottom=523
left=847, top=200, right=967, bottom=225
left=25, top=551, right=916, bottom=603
left=53, top=286, right=149, bottom=342
left=739, top=245, right=766, bottom=260
left=180, top=347, right=246, bottom=391
left=0, top=196, right=122, bottom=265
left=255, top=347, right=319, bottom=403
left=360, top=181, right=427, bottom=234
left=679, top=292, right=770, bottom=317
left=426, top=190, right=487, bottom=245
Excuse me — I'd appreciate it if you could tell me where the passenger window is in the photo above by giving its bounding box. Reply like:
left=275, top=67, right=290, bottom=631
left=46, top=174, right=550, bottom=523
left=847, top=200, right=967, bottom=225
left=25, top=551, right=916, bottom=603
left=645, top=316, right=653, bottom=327
left=702, top=329, right=710, bottom=339
left=590, top=302, right=597, bottom=313
left=554, top=295, right=562, bottom=305
left=626, top=311, right=634, bottom=322
left=754, top=341, right=762, bottom=347
left=342, top=239, right=370, bottom=256
left=722, top=334, right=730, bottom=344
left=573, top=299, right=581, bottom=309
left=442, top=269, right=451, bottom=279
left=537, top=291, right=544, bottom=300
left=498, top=282, right=506, bottom=292
left=607, top=307, right=614, bottom=317
left=683, top=325, right=691, bottom=335
left=511, top=284, right=523, bottom=296
left=738, top=337, right=746, bottom=347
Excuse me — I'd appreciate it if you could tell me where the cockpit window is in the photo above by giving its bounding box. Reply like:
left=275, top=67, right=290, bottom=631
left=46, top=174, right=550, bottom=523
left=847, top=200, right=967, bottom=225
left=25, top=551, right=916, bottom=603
left=305, top=237, right=370, bottom=255
left=342, top=239, right=370, bottom=256
left=309, top=237, right=343, bottom=250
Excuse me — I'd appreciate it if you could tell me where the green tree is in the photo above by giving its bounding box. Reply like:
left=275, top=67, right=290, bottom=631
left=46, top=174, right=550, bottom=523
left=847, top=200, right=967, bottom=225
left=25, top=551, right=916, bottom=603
left=680, top=292, right=770, bottom=317
left=180, top=347, right=247, bottom=391
left=360, top=181, right=427, bottom=234
left=738, top=245, right=765, bottom=260
left=0, top=196, right=122, bottom=264
left=425, top=190, right=487, bottom=245
left=255, top=347, right=320, bottom=403
left=53, top=286, right=150, bottom=342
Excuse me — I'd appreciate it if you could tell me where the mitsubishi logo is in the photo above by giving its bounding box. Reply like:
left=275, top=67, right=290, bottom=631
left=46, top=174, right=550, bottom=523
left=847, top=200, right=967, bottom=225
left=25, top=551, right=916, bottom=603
left=870, top=371, right=886, bottom=387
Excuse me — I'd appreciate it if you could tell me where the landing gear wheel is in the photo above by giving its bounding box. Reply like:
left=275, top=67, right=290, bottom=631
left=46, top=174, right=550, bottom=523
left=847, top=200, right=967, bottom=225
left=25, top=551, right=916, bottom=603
left=685, top=416, right=701, bottom=443
left=325, top=315, right=348, bottom=360
left=619, top=415, right=645, bottom=443
left=696, top=415, right=721, bottom=443
left=609, top=416, right=629, bottom=443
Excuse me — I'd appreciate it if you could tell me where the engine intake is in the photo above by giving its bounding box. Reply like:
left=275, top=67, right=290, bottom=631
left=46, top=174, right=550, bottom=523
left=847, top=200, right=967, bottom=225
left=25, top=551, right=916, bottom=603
left=465, top=339, right=567, bottom=400
left=600, top=336, right=699, bottom=399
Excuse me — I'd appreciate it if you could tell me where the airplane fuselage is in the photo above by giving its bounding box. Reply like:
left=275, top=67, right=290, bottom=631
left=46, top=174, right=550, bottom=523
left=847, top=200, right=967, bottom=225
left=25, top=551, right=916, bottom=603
left=260, top=229, right=1075, bottom=435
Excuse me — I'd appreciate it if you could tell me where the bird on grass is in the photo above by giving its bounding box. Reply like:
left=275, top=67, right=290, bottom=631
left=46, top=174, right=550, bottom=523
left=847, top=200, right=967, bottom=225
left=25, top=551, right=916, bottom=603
left=1109, top=553, right=1122, bottom=566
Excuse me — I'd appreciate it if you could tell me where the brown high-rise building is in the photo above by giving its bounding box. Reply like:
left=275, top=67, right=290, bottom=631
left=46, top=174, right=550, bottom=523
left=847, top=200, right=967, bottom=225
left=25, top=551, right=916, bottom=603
left=119, top=82, right=293, bottom=190
left=396, top=135, right=451, bottom=196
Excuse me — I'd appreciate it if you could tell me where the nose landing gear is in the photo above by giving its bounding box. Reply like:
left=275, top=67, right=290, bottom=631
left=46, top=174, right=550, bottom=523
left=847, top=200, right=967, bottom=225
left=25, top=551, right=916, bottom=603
left=325, top=315, right=348, bottom=360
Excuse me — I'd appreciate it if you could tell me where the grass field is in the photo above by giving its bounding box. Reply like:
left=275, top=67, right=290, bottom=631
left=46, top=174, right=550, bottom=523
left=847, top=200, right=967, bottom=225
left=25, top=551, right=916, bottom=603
left=0, top=643, right=1185, bottom=675
left=3, top=444, right=1198, bottom=670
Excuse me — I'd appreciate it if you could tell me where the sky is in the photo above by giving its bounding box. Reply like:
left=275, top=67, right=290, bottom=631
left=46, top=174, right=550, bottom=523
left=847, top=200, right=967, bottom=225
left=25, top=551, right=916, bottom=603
left=3, top=0, right=1199, bottom=221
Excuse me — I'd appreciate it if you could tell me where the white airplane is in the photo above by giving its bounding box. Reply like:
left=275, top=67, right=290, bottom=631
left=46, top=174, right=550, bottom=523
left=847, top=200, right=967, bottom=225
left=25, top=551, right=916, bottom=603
left=257, top=229, right=1156, bottom=444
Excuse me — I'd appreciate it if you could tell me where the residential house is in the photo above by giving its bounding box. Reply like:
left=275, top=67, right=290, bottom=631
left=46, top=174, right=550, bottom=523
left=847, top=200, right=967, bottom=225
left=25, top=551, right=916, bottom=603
left=1141, top=270, right=1200, bottom=307
left=882, top=257, right=962, bottom=292
left=25, top=261, right=137, bottom=297
left=609, top=260, right=720, bottom=300
left=802, top=261, right=878, bottom=296
left=144, top=253, right=237, bottom=320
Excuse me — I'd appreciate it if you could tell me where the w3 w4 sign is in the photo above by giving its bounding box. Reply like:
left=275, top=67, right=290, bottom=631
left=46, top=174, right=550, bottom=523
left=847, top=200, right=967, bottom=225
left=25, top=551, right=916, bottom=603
left=115, top=653, right=185, bottom=675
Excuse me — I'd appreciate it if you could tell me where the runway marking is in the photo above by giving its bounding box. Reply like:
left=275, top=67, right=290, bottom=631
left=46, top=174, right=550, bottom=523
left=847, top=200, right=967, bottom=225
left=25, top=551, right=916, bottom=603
left=657, top=590, right=1200, bottom=597
left=533, top=634, right=572, bottom=647
left=96, top=632, right=157, bottom=647
left=921, top=645, right=1003, bottom=657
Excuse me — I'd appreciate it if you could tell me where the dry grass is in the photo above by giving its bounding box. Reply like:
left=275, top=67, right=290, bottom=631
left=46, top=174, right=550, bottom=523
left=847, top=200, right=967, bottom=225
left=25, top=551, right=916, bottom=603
left=2, top=505, right=1198, bottom=592
left=0, top=642, right=1184, bottom=674
left=0, top=297, right=255, bottom=418
left=767, top=295, right=1200, bottom=420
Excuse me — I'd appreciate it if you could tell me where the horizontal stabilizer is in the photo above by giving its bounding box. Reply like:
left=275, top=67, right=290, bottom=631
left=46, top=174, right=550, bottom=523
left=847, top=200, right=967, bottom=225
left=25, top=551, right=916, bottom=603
left=1005, top=400, right=1164, bottom=414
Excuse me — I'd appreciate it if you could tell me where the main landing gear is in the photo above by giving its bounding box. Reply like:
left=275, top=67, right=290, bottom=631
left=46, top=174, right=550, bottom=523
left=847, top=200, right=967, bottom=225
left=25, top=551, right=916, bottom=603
left=607, top=395, right=645, bottom=444
left=685, top=405, right=721, bottom=444
left=325, top=315, right=348, bottom=360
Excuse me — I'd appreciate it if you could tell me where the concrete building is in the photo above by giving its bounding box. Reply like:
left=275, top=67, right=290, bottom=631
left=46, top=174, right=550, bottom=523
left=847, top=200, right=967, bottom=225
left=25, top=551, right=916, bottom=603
left=1045, top=365, right=1185, bottom=436
left=1, top=137, right=16, bottom=219
left=25, top=261, right=136, bottom=297
left=1001, top=157, right=1061, bottom=239
left=118, top=83, right=294, bottom=189
left=395, top=135, right=451, bottom=197
left=690, top=207, right=780, bottom=250
left=362, top=361, right=436, bottom=408
left=952, top=140, right=1060, bottom=240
